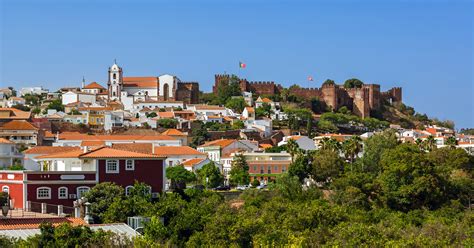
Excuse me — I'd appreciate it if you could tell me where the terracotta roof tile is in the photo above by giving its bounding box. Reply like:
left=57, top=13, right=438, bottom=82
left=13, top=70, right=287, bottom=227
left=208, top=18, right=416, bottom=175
left=153, top=146, right=205, bottom=156
left=58, top=133, right=176, bottom=141
left=157, top=112, right=175, bottom=118
left=83, top=82, right=105, bottom=89
left=81, top=140, right=106, bottom=146
left=0, top=108, right=31, bottom=120
left=0, top=218, right=86, bottom=230
left=80, top=147, right=164, bottom=159
left=0, top=120, right=38, bottom=130
left=199, top=139, right=235, bottom=148
left=24, top=146, right=79, bottom=154
left=123, top=77, right=158, bottom=88
left=182, top=158, right=206, bottom=167
left=112, top=143, right=154, bottom=154
left=161, top=129, right=186, bottom=136
left=36, top=148, right=84, bottom=159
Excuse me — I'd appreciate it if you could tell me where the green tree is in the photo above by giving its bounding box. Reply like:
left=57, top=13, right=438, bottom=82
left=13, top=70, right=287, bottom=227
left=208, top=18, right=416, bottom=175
left=360, top=129, right=399, bottom=173
left=255, top=103, right=272, bottom=118
left=84, top=182, right=124, bottom=223
left=166, top=165, right=196, bottom=192
left=319, top=137, right=341, bottom=153
left=342, top=136, right=363, bottom=165
left=288, top=153, right=311, bottom=183
left=311, top=149, right=344, bottom=187
left=225, top=97, right=247, bottom=113
left=196, top=162, right=224, bottom=188
left=423, top=135, right=437, bottom=152
left=286, top=138, right=300, bottom=162
left=46, top=99, right=65, bottom=112
left=343, top=78, right=364, bottom=88
left=232, top=120, right=245, bottom=129
left=229, top=154, right=250, bottom=186
left=446, top=136, right=457, bottom=148
left=157, top=118, right=178, bottom=128
left=378, top=144, right=445, bottom=211
left=190, top=121, right=209, bottom=148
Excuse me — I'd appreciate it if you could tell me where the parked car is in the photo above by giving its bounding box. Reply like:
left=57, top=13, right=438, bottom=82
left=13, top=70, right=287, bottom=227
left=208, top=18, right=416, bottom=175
left=236, top=185, right=250, bottom=191
left=256, top=184, right=267, bottom=190
left=213, top=185, right=231, bottom=191
left=192, top=185, right=205, bottom=191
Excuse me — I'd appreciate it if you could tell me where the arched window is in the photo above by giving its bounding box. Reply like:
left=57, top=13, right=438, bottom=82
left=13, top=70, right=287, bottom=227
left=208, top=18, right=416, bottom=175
left=58, top=187, right=68, bottom=199
left=77, top=186, right=90, bottom=199
left=2, top=186, right=9, bottom=194
left=37, top=187, right=51, bottom=199
left=113, top=73, right=117, bottom=79
left=125, top=186, right=134, bottom=196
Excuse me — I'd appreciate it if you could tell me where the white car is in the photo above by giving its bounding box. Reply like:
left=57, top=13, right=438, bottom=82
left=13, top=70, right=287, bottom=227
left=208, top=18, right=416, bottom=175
left=236, top=185, right=250, bottom=190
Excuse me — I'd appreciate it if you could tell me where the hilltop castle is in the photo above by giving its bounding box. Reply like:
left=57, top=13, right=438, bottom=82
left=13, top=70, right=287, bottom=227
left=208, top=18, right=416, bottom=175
left=213, top=74, right=402, bottom=118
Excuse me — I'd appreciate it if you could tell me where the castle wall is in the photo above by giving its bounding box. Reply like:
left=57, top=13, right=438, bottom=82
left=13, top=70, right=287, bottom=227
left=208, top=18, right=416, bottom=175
left=176, top=82, right=199, bottom=104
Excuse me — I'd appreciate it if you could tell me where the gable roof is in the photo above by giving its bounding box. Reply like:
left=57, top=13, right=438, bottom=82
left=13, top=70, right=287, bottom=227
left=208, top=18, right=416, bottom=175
left=153, top=146, right=205, bottom=156
left=80, top=140, right=106, bottom=147
left=161, top=129, right=186, bottom=136
left=24, top=146, right=79, bottom=155
left=199, top=139, right=235, bottom=148
left=83, top=82, right=105, bottom=90
left=182, top=158, right=206, bottom=167
left=0, top=120, right=38, bottom=130
left=80, top=147, right=164, bottom=159
left=123, top=77, right=158, bottom=88
left=0, top=108, right=31, bottom=120
left=112, top=143, right=154, bottom=154
left=36, top=148, right=84, bottom=159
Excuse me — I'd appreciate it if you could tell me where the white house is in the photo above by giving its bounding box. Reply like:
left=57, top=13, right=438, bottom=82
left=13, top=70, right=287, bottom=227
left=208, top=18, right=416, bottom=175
left=62, top=91, right=96, bottom=105
left=0, top=138, right=22, bottom=168
left=153, top=146, right=207, bottom=168
left=22, top=146, right=82, bottom=171
left=6, top=97, right=26, bottom=107
left=20, top=87, right=48, bottom=96
left=242, top=107, right=255, bottom=120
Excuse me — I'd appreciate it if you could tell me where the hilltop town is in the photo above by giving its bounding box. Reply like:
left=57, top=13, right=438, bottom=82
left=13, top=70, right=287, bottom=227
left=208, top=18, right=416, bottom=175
left=0, top=63, right=472, bottom=245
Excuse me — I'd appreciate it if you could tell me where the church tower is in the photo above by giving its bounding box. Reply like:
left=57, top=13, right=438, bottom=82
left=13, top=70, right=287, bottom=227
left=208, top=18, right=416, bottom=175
left=108, top=61, right=123, bottom=101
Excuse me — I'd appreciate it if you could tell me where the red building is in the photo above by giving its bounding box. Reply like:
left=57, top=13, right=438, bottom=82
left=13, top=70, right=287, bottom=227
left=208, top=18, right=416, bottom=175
left=0, top=146, right=165, bottom=209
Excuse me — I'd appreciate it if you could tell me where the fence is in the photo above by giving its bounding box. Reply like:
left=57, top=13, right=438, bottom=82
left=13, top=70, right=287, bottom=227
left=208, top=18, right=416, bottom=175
left=2, top=201, right=78, bottom=218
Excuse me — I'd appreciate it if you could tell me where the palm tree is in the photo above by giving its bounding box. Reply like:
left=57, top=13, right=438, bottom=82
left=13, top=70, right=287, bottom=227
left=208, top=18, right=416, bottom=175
left=423, top=135, right=437, bottom=152
left=446, top=136, right=457, bottom=148
left=342, top=136, right=363, bottom=167
left=320, top=137, right=341, bottom=153
left=286, top=138, right=300, bottom=162
left=415, top=138, right=423, bottom=151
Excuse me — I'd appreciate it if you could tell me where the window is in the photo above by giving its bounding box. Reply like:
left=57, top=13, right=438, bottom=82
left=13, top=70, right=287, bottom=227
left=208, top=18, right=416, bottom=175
left=2, top=186, right=9, bottom=194
left=77, top=186, right=90, bottom=199
left=58, top=187, right=68, bottom=199
left=168, top=161, right=173, bottom=167
left=106, top=160, right=119, bottom=173
left=274, top=165, right=278, bottom=171
left=126, top=160, right=135, bottom=170
left=113, top=73, right=116, bottom=79
left=125, top=186, right=134, bottom=196
left=282, top=165, right=287, bottom=172
left=253, top=165, right=257, bottom=171
left=260, top=165, right=264, bottom=174
left=37, top=187, right=51, bottom=199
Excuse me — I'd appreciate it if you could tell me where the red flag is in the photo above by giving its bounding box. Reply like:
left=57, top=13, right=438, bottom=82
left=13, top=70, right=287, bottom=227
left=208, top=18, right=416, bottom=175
left=308, top=76, right=313, bottom=81
left=239, top=61, right=246, bottom=68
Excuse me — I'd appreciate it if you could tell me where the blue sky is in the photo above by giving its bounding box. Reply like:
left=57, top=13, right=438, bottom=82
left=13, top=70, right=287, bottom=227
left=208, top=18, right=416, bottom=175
left=0, top=0, right=472, bottom=128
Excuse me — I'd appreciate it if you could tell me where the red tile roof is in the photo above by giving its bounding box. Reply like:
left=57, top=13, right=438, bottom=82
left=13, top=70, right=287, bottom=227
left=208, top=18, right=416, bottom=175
left=36, top=148, right=84, bottom=159
left=0, top=108, right=31, bottom=120
left=83, top=82, right=106, bottom=89
left=153, top=146, right=205, bottom=156
left=161, top=129, right=186, bottom=136
left=112, top=143, right=154, bottom=154
left=80, top=147, right=164, bottom=159
left=58, top=133, right=176, bottom=141
left=0, top=218, right=86, bottom=230
left=199, top=139, right=235, bottom=148
left=80, top=140, right=106, bottom=146
left=0, top=120, right=38, bottom=130
left=24, top=146, right=79, bottom=154
left=182, top=158, right=206, bottom=167
left=123, top=77, right=158, bottom=88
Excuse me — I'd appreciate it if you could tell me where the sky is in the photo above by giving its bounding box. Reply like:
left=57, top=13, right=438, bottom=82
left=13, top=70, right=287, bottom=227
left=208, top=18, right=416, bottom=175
left=0, top=0, right=472, bottom=128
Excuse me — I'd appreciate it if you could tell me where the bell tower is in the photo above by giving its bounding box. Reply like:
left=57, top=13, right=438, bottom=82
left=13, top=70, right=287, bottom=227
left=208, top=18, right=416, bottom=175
left=108, top=60, right=123, bottom=101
